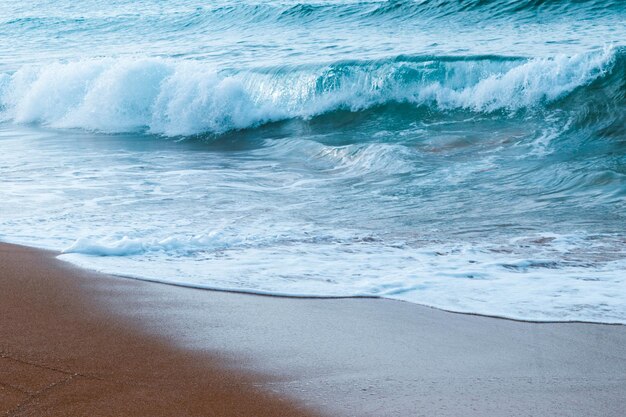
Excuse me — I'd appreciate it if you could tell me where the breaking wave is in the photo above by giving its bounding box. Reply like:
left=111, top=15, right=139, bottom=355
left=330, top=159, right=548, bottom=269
left=0, top=47, right=621, bottom=136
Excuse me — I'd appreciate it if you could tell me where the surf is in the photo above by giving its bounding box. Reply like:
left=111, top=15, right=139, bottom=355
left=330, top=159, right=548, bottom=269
left=0, top=47, right=621, bottom=136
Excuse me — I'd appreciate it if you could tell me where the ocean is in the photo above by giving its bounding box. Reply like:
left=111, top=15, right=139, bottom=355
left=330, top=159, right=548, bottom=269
left=0, top=0, right=624, bottom=322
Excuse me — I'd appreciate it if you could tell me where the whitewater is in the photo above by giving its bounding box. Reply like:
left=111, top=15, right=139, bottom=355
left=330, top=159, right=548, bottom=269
left=1, top=0, right=625, bottom=323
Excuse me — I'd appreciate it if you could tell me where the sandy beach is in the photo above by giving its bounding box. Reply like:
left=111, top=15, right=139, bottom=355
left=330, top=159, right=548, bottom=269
left=0, top=243, right=318, bottom=417
left=2, top=242, right=626, bottom=417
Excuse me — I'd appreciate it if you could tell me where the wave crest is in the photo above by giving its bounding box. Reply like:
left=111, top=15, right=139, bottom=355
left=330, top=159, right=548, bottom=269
left=0, top=48, right=620, bottom=136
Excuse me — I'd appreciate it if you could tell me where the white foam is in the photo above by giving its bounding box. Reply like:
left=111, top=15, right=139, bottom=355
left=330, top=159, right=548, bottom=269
left=420, top=49, right=615, bottom=111
left=57, top=232, right=626, bottom=323
left=63, top=227, right=240, bottom=256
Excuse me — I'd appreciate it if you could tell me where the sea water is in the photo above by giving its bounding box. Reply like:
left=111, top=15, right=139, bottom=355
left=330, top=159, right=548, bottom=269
left=1, top=0, right=625, bottom=322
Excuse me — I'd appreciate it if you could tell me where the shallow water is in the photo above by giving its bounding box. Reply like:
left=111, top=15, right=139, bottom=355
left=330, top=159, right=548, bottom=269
left=1, top=0, right=625, bottom=322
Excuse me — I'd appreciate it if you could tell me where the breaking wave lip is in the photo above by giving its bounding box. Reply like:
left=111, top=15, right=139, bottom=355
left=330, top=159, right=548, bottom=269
left=0, top=47, right=621, bottom=137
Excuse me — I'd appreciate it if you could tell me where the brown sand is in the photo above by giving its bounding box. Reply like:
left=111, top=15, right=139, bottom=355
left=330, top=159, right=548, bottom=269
left=0, top=243, right=318, bottom=417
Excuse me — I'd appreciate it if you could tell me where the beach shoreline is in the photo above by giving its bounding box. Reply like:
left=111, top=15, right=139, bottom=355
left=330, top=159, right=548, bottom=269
left=2, top=241, right=626, bottom=416
left=0, top=242, right=319, bottom=417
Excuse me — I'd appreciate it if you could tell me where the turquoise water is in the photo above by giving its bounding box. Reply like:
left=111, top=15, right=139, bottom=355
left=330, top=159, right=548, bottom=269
left=0, top=0, right=625, bottom=322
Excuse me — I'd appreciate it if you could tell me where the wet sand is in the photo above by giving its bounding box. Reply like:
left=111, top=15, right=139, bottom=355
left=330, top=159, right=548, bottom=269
left=2, top=242, right=626, bottom=416
left=0, top=243, right=318, bottom=416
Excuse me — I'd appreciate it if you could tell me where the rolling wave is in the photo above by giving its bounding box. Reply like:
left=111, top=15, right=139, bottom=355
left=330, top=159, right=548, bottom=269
left=0, top=48, right=621, bottom=136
